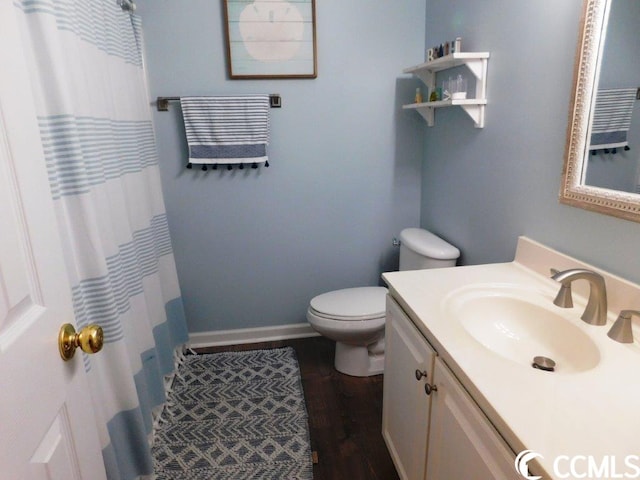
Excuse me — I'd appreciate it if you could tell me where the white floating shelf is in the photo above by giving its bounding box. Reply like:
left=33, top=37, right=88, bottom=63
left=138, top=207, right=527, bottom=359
left=403, top=52, right=490, bottom=77
left=404, top=99, right=488, bottom=109
left=403, top=52, right=490, bottom=128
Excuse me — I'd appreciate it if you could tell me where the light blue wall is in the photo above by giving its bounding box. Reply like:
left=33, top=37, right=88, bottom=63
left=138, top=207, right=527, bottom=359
left=421, top=1, right=640, bottom=283
left=137, top=0, right=426, bottom=332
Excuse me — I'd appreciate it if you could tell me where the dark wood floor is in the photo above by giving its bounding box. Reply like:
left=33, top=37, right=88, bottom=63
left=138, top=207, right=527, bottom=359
left=197, top=336, right=400, bottom=480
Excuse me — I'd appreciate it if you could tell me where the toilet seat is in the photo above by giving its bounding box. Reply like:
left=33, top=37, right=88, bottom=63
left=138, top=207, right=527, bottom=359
left=309, top=287, right=388, bottom=321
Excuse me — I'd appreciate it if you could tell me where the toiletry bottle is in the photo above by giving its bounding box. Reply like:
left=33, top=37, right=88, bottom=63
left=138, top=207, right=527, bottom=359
left=414, top=87, right=423, bottom=104
left=455, top=37, right=462, bottom=53
left=442, top=78, right=452, bottom=101
left=451, top=74, right=467, bottom=99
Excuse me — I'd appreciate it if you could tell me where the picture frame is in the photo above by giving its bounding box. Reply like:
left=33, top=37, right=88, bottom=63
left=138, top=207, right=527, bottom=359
left=223, top=0, right=317, bottom=79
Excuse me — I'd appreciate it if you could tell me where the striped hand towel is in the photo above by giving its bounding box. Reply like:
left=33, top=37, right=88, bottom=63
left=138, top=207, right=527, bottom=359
left=180, top=95, right=270, bottom=165
left=589, top=88, right=636, bottom=151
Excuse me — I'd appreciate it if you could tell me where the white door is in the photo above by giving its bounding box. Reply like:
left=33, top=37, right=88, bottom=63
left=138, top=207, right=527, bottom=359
left=0, top=4, right=107, bottom=480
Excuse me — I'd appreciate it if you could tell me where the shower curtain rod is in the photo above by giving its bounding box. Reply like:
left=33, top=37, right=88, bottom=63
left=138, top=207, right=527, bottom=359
left=156, top=94, right=282, bottom=111
left=118, top=0, right=136, bottom=12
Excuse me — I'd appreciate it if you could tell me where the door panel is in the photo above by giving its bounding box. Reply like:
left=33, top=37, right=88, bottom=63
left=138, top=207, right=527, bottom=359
left=29, top=410, right=79, bottom=480
left=0, top=4, right=106, bottom=479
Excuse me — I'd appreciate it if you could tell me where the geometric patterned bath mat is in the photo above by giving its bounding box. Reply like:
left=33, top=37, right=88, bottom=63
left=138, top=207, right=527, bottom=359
left=152, top=347, right=313, bottom=480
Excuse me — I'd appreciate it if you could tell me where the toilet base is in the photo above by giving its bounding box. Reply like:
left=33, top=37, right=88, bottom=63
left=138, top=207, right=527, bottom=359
left=334, top=341, right=384, bottom=377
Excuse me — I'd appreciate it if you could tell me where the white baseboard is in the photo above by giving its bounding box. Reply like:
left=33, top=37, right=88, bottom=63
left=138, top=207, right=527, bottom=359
left=188, top=323, right=320, bottom=348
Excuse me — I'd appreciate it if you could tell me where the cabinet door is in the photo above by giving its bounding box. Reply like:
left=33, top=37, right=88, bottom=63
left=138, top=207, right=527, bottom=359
left=382, top=297, right=436, bottom=480
left=426, top=359, right=519, bottom=480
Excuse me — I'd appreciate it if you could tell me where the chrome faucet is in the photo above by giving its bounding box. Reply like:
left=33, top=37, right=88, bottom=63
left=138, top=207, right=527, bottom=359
left=551, top=269, right=608, bottom=325
left=607, top=310, right=640, bottom=343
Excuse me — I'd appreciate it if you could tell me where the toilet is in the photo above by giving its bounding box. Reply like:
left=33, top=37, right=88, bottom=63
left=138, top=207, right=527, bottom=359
left=306, top=228, right=460, bottom=377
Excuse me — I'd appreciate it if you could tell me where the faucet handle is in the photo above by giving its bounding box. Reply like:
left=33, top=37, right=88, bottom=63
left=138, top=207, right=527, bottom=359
left=607, top=310, right=640, bottom=344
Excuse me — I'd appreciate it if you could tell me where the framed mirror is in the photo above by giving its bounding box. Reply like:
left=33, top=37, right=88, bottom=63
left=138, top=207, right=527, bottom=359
left=560, top=0, right=640, bottom=222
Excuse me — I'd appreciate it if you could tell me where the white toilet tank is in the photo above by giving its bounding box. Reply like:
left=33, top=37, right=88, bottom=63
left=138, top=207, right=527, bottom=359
left=399, top=228, right=460, bottom=271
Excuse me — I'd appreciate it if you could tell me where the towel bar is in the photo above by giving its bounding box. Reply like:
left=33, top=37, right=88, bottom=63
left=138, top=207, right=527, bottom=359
left=156, top=94, right=281, bottom=111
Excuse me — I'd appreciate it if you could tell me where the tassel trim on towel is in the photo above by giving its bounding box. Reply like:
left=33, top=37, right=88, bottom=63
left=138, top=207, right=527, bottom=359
left=186, top=160, right=270, bottom=171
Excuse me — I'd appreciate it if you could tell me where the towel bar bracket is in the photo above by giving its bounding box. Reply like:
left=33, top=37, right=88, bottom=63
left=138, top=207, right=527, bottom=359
left=269, top=95, right=282, bottom=108
left=156, top=97, right=175, bottom=111
left=156, top=94, right=281, bottom=111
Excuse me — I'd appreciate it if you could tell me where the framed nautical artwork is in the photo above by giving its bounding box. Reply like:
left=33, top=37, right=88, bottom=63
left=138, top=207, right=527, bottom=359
left=223, top=0, right=317, bottom=79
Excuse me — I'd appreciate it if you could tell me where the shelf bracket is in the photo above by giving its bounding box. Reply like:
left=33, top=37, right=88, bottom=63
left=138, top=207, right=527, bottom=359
left=460, top=105, right=485, bottom=128
left=415, top=107, right=434, bottom=126
left=471, top=59, right=488, bottom=106
left=414, top=70, right=435, bottom=90
left=464, top=58, right=486, bottom=80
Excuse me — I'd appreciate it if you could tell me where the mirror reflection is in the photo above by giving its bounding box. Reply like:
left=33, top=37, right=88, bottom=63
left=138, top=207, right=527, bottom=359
left=583, top=0, right=640, bottom=194
left=560, top=0, right=640, bottom=223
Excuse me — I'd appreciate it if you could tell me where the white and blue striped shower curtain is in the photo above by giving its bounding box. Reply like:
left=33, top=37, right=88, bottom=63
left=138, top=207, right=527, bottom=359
left=14, top=1, right=188, bottom=478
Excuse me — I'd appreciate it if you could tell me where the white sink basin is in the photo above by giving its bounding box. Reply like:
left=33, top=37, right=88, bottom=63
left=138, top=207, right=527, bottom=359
left=445, top=285, right=600, bottom=373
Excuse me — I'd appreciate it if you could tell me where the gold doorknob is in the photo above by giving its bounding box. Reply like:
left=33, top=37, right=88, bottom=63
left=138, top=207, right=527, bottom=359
left=58, top=323, right=104, bottom=361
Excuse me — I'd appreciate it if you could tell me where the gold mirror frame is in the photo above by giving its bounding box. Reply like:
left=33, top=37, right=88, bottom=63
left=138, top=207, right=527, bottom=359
left=560, top=0, right=640, bottom=222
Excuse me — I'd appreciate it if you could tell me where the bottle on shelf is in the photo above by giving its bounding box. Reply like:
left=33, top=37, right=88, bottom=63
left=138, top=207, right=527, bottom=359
left=414, top=87, right=423, bottom=104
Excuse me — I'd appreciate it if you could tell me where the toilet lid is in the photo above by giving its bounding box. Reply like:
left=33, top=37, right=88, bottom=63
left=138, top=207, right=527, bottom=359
left=309, top=287, right=388, bottom=321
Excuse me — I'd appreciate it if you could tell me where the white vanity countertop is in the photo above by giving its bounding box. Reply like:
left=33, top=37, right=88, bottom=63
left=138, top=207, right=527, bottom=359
left=382, top=237, right=640, bottom=479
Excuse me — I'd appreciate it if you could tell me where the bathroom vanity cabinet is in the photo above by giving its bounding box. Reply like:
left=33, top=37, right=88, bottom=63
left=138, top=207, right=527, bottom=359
left=382, top=296, right=517, bottom=480
left=402, top=52, right=489, bottom=128
left=382, top=237, right=640, bottom=479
